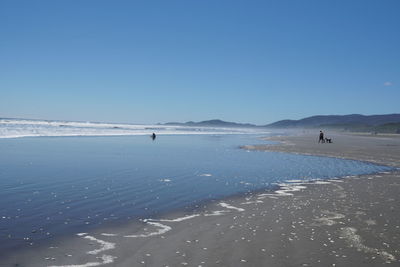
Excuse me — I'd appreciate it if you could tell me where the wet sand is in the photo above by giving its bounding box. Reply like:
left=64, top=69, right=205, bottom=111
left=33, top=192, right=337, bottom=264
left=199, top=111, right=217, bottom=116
left=3, top=133, right=400, bottom=266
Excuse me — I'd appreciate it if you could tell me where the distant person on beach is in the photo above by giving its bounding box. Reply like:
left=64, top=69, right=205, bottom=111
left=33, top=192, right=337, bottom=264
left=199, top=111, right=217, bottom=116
left=151, top=133, right=156, bottom=140
left=318, top=131, right=324, bottom=143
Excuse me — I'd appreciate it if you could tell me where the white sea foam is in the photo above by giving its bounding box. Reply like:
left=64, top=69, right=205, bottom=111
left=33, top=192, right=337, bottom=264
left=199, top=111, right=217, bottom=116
left=125, top=203, right=245, bottom=238
left=241, top=200, right=263, bottom=205
left=48, top=254, right=116, bottom=267
left=204, top=210, right=229, bottom=216
left=100, top=233, right=118, bottom=237
left=340, top=227, right=396, bottom=263
left=258, top=179, right=333, bottom=198
left=157, top=214, right=200, bottom=222
left=312, top=180, right=331, bottom=185
left=275, top=183, right=306, bottom=196
left=83, top=236, right=115, bottom=255
left=286, top=179, right=332, bottom=185
left=287, top=180, right=331, bottom=185
left=219, top=202, right=245, bottom=212
left=258, top=184, right=307, bottom=198
left=328, top=179, right=344, bottom=182
left=0, top=118, right=267, bottom=139
left=76, top=233, right=88, bottom=236
left=124, top=222, right=171, bottom=238
left=199, top=173, right=212, bottom=177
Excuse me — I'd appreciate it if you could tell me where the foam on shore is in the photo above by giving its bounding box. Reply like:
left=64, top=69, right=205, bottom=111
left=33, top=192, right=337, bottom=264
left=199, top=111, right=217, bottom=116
left=124, top=222, right=172, bottom=238
left=83, top=236, right=115, bottom=255
left=219, top=202, right=245, bottom=211
left=156, top=214, right=201, bottom=222
left=45, top=178, right=357, bottom=266
left=19, top=170, right=400, bottom=266
left=340, top=227, right=396, bottom=263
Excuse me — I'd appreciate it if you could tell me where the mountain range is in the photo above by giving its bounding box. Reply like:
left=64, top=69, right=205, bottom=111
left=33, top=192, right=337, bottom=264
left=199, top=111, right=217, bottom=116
left=164, top=114, right=400, bottom=133
left=266, top=114, right=400, bottom=128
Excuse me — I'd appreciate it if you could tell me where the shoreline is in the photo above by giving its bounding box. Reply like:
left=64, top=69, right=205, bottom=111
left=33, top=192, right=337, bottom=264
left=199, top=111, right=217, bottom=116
left=244, top=132, right=400, bottom=167
left=2, top=132, right=400, bottom=266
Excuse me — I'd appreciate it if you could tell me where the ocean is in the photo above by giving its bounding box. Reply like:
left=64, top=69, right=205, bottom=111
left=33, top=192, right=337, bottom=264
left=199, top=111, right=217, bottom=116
left=0, top=119, right=393, bottom=257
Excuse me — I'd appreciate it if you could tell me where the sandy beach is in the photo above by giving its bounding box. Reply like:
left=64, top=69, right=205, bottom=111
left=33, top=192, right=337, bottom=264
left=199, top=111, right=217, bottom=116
left=3, top=132, right=400, bottom=266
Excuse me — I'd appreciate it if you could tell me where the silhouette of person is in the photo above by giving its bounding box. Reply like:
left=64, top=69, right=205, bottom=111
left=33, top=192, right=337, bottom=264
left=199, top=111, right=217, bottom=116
left=151, top=133, right=156, bottom=140
left=318, top=131, right=324, bottom=143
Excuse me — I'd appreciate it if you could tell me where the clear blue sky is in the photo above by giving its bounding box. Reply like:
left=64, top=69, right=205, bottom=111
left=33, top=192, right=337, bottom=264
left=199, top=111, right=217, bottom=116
left=1, top=0, right=399, bottom=125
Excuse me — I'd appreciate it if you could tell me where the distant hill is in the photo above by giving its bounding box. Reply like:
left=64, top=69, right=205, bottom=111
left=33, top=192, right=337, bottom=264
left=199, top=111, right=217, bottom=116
left=163, top=114, right=400, bottom=133
left=164, top=119, right=257, bottom=128
left=266, top=114, right=400, bottom=128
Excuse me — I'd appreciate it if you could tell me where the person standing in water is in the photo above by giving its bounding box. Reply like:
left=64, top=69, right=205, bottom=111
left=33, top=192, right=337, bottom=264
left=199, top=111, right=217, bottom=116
left=318, top=130, right=324, bottom=143
left=151, top=133, right=156, bottom=140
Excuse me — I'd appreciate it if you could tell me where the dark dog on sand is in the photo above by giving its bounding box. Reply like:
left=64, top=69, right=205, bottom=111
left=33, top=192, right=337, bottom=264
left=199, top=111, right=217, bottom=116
left=325, top=138, right=332, bottom=143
